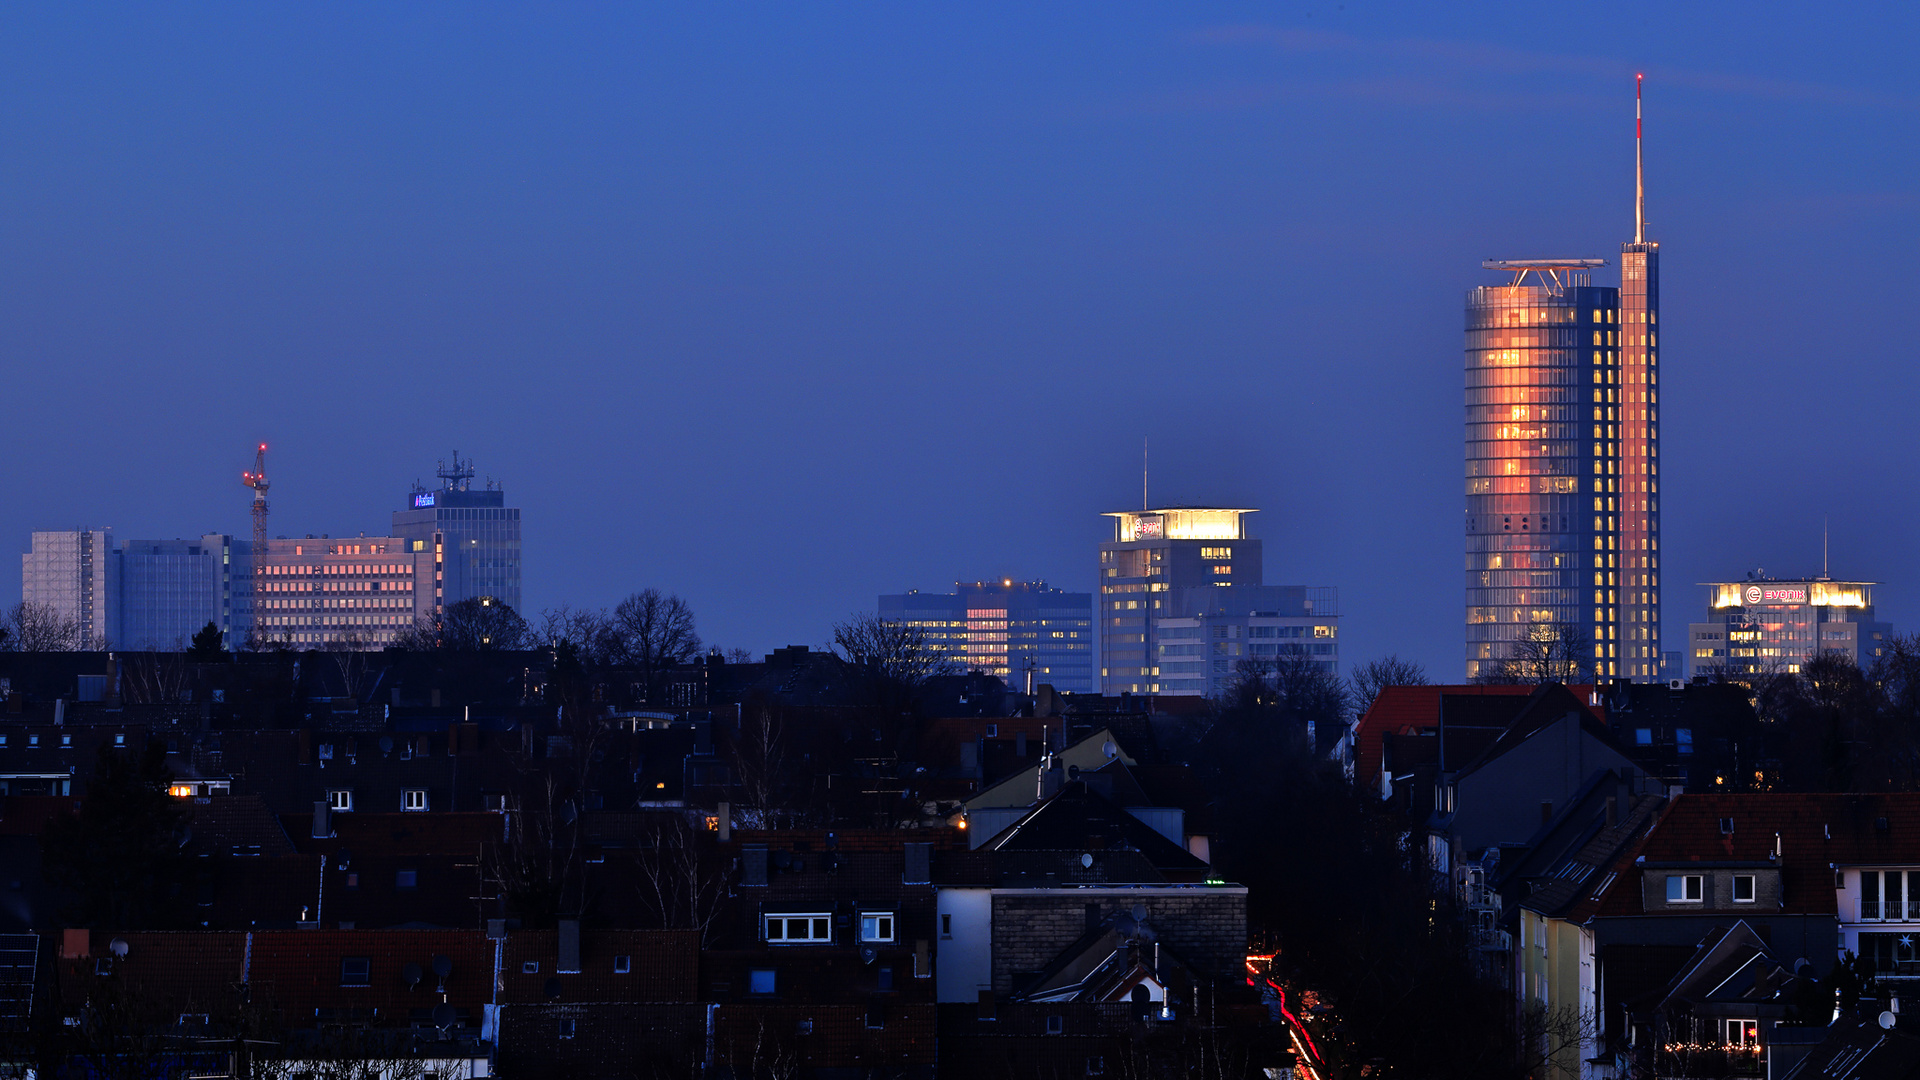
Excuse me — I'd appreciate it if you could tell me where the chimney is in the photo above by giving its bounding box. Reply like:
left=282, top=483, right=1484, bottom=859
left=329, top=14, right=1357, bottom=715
left=903, top=842, right=932, bottom=885
left=1605, top=795, right=1619, bottom=827
left=312, top=800, right=332, bottom=839
left=557, top=919, right=581, bottom=974
left=60, top=928, right=90, bottom=959
left=742, top=845, right=768, bottom=887
left=1540, top=800, right=1554, bottom=825
left=717, top=802, right=732, bottom=843
left=1015, top=731, right=1027, bottom=758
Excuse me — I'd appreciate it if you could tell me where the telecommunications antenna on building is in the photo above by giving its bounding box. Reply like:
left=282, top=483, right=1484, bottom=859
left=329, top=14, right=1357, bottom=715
left=437, top=451, right=475, bottom=492
left=1634, top=73, right=1646, bottom=245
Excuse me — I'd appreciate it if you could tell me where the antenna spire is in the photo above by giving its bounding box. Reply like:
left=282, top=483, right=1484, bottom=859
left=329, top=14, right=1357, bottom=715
left=1634, top=73, right=1645, bottom=244
left=1142, top=437, right=1149, bottom=510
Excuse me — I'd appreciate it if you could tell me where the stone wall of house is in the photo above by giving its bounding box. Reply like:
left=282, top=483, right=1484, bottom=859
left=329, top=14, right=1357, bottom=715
left=989, top=888, right=1247, bottom=993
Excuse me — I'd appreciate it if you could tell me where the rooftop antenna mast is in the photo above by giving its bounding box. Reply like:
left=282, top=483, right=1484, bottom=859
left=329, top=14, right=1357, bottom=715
left=1142, top=437, right=1148, bottom=511
left=437, top=451, right=475, bottom=492
left=1634, top=73, right=1646, bottom=244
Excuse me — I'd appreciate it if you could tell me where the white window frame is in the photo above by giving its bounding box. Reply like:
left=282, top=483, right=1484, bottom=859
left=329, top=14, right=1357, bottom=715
left=1723, top=1018, right=1759, bottom=1047
left=859, top=911, right=896, bottom=943
left=1732, top=874, right=1756, bottom=903
left=764, top=913, right=832, bottom=944
left=1666, top=874, right=1703, bottom=903
left=327, top=789, right=354, bottom=812
left=402, top=788, right=428, bottom=812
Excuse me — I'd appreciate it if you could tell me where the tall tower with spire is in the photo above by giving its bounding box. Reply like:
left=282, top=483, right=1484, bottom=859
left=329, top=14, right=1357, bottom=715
left=1617, top=74, right=1662, bottom=680
left=1461, top=78, right=1664, bottom=682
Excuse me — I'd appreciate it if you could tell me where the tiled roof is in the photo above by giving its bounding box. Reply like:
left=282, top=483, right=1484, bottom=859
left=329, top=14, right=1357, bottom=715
left=60, top=932, right=248, bottom=1018
left=1352, top=684, right=1603, bottom=788
left=185, top=795, right=296, bottom=856
left=1592, top=793, right=1920, bottom=919
left=982, top=783, right=1208, bottom=882
left=247, top=929, right=494, bottom=1022
left=712, top=1003, right=936, bottom=1068
left=498, top=929, right=699, bottom=1004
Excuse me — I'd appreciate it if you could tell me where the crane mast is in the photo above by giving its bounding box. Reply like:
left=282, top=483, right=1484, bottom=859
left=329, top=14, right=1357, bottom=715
left=242, top=444, right=270, bottom=635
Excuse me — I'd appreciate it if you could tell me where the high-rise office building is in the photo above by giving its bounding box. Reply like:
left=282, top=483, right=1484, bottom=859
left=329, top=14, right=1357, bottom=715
left=880, top=580, right=1093, bottom=692
left=1689, top=577, right=1891, bottom=677
left=21, top=530, right=116, bottom=647
left=392, top=453, right=522, bottom=616
left=119, top=535, right=242, bottom=649
left=247, top=536, right=435, bottom=648
left=1097, top=506, right=1338, bottom=695
left=24, top=530, right=242, bottom=649
left=1465, top=79, right=1661, bottom=681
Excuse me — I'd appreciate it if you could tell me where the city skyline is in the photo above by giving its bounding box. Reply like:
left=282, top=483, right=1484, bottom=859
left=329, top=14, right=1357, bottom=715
left=2, top=5, right=1914, bottom=679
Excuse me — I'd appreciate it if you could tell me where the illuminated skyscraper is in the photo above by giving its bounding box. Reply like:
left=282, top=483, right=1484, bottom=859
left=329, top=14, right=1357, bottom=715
left=879, top=580, right=1093, bottom=692
left=392, top=453, right=522, bottom=617
left=1465, top=78, right=1661, bottom=681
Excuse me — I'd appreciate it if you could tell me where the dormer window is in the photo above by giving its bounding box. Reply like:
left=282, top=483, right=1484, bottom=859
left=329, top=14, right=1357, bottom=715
left=1665, top=874, right=1703, bottom=903
left=1733, top=875, right=1756, bottom=903
left=765, top=914, right=831, bottom=944
left=860, top=912, right=896, bottom=944
left=403, top=789, right=428, bottom=811
left=327, top=789, right=353, bottom=812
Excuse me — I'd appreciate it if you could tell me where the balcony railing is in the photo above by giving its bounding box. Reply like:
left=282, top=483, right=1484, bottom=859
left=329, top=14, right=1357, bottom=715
left=1857, top=899, right=1920, bottom=921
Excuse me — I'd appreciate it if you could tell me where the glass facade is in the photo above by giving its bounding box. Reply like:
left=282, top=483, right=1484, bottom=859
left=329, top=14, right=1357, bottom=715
left=1688, top=579, right=1890, bottom=676
left=392, top=482, right=522, bottom=616
left=881, top=580, right=1093, bottom=692
left=118, top=535, right=236, bottom=649
left=1465, top=268, right=1657, bottom=681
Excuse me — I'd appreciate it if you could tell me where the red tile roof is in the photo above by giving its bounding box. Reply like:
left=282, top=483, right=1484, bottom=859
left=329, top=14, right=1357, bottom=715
left=498, top=929, right=699, bottom=1004
left=247, top=929, right=494, bottom=1021
left=1350, top=684, right=1602, bottom=788
left=1591, top=793, right=1920, bottom=919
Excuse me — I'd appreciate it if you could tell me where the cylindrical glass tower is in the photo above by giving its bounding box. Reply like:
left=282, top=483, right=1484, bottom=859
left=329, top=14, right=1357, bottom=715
left=1465, top=269, right=1623, bottom=681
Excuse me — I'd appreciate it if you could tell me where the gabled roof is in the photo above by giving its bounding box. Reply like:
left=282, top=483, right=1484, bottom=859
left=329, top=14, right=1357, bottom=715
left=1652, top=921, right=1798, bottom=1013
left=1513, top=783, right=1665, bottom=922
left=1780, top=1016, right=1920, bottom=1080
left=1451, top=684, right=1632, bottom=781
left=1011, top=912, right=1196, bottom=1005
left=1351, top=683, right=1604, bottom=789
left=965, top=728, right=1133, bottom=812
left=981, top=782, right=1209, bottom=882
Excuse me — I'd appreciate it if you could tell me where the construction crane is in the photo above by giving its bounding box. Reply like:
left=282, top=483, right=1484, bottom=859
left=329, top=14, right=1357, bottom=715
left=242, top=444, right=270, bottom=616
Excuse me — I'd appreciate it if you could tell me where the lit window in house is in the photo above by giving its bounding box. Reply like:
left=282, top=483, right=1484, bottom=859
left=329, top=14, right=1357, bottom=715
left=860, top=912, right=896, bottom=943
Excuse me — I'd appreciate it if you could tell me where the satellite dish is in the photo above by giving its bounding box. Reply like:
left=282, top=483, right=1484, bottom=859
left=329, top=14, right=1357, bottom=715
left=860, top=947, right=876, bottom=965
left=1080, top=853, right=1094, bottom=868
left=109, top=939, right=129, bottom=958
left=401, top=962, right=423, bottom=988
left=432, top=1003, right=456, bottom=1029
left=378, top=736, right=394, bottom=754
left=543, top=977, right=562, bottom=1001
left=1131, top=904, right=1148, bottom=922
left=336, top=850, right=353, bottom=871
left=1067, top=764, right=1080, bottom=779
left=1882, top=1011, right=1898, bottom=1030
left=432, top=955, right=453, bottom=978
left=1103, top=740, right=1118, bottom=760
left=1795, top=958, right=1813, bottom=976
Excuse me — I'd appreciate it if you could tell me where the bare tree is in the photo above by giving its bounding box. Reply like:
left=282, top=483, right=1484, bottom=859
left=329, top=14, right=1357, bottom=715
left=406, top=596, right=531, bottom=652
left=634, top=816, right=729, bottom=945
left=120, top=652, right=190, bottom=705
left=725, top=647, right=756, bottom=665
left=1347, top=654, right=1429, bottom=715
left=1477, top=621, right=1592, bottom=685
left=612, top=590, right=702, bottom=703
left=830, top=613, right=956, bottom=712
left=728, top=708, right=792, bottom=830
left=2, top=601, right=90, bottom=651
left=487, top=777, right=588, bottom=928
left=539, top=604, right=624, bottom=665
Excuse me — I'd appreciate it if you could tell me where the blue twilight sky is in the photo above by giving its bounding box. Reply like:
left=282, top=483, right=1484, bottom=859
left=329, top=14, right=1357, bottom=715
left=2, top=3, right=1917, bottom=679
